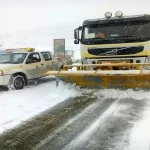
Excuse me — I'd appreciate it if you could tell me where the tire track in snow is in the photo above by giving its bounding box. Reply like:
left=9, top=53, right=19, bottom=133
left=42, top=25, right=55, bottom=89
left=62, top=98, right=120, bottom=150
left=61, top=98, right=147, bottom=150
left=0, top=87, right=149, bottom=150
left=33, top=100, right=99, bottom=150
left=0, top=95, right=97, bottom=150
left=36, top=98, right=117, bottom=150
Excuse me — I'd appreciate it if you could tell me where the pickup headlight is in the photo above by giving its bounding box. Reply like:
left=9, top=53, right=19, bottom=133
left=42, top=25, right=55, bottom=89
left=0, top=70, right=4, bottom=76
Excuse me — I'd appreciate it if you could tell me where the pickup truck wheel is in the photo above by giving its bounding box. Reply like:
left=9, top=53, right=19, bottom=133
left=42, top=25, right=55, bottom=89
left=8, top=75, right=25, bottom=90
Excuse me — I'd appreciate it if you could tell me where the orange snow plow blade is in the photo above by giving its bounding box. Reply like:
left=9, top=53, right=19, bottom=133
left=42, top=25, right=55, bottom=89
left=46, top=63, right=150, bottom=89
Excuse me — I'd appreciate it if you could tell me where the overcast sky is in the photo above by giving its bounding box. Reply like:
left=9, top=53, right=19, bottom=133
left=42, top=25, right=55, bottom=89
left=0, top=0, right=150, bottom=35
left=0, top=0, right=150, bottom=57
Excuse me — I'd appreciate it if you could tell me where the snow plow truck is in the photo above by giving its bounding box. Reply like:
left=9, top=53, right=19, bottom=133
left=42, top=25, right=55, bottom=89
left=47, top=11, right=150, bottom=89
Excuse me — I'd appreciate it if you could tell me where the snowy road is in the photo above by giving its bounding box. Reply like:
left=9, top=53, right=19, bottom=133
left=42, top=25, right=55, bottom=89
left=0, top=85, right=150, bottom=150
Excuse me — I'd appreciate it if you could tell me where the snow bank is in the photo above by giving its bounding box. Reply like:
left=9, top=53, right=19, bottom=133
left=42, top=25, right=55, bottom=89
left=126, top=102, right=150, bottom=150
left=93, top=89, right=150, bottom=100
left=0, top=78, right=81, bottom=134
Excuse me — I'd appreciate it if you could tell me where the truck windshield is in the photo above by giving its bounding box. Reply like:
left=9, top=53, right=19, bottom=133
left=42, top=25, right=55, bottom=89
left=0, top=53, right=27, bottom=64
left=82, top=21, right=150, bottom=44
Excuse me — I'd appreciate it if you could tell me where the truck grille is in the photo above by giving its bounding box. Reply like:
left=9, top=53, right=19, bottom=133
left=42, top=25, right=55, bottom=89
left=88, top=46, right=144, bottom=56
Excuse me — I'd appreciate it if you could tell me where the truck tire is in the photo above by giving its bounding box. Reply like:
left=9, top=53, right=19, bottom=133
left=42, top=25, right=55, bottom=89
left=8, top=75, right=25, bottom=90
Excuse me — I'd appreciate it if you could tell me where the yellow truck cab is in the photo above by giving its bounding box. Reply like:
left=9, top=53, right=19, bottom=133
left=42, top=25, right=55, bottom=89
left=0, top=48, right=57, bottom=90
left=74, top=11, right=150, bottom=68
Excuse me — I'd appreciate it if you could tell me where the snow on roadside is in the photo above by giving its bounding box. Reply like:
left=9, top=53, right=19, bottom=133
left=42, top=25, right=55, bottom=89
left=93, top=89, right=150, bottom=100
left=63, top=88, right=150, bottom=150
left=126, top=102, right=150, bottom=150
left=1, top=78, right=150, bottom=150
left=94, top=88, right=150, bottom=150
left=0, top=78, right=81, bottom=134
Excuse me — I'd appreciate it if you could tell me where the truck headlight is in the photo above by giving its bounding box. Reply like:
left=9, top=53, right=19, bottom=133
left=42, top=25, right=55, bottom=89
left=105, top=12, right=112, bottom=18
left=115, top=11, right=123, bottom=18
left=0, top=70, right=4, bottom=76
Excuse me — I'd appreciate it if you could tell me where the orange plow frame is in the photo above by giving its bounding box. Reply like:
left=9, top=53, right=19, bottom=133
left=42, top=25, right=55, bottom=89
left=46, top=63, right=150, bottom=89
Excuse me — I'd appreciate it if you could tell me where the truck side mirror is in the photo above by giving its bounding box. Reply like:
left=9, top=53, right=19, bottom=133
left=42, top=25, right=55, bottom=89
left=74, top=26, right=82, bottom=44
left=74, top=28, right=79, bottom=39
left=26, top=59, right=31, bottom=64
left=74, top=39, right=79, bottom=44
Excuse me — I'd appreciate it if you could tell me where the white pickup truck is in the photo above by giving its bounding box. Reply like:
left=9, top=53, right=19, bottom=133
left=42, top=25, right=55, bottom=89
left=0, top=50, right=71, bottom=90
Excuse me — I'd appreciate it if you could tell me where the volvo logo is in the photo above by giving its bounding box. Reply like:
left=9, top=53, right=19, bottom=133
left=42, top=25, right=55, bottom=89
left=112, top=49, right=118, bottom=53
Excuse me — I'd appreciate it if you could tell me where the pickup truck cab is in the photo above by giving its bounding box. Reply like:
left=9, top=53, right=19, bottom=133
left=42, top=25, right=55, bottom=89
left=0, top=50, right=58, bottom=90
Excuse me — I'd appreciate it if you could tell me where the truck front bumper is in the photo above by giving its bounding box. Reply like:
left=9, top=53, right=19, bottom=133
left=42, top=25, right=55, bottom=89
left=0, top=75, right=11, bottom=86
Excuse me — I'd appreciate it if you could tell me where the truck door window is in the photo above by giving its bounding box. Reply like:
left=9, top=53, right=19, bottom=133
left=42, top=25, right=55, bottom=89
left=26, top=53, right=41, bottom=64
left=41, top=52, right=52, bottom=61
left=14, top=54, right=26, bottom=63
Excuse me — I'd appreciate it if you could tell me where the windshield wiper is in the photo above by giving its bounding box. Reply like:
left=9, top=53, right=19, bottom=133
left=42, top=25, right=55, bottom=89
left=86, top=38, right=108, bottom=41
left=111, top=36, right=137, bottom=39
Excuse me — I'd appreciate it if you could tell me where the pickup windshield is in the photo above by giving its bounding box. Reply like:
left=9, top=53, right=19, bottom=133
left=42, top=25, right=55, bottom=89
left=0, top=53, right=27, bottom=64
left=82, top=21, right=150, bottom=44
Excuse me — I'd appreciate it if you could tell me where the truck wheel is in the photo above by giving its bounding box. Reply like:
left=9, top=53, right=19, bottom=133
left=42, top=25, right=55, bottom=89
left=8, top=75, right=25, bottom=90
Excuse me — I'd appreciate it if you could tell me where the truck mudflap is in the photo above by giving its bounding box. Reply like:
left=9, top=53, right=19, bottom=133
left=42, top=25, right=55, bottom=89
left=46, top=63, right=150, bottom=89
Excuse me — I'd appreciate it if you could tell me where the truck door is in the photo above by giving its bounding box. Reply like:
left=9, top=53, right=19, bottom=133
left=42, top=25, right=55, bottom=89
left=40, top=51, right=56, bottom=72
left=24, top=52, right=43, bottom=79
